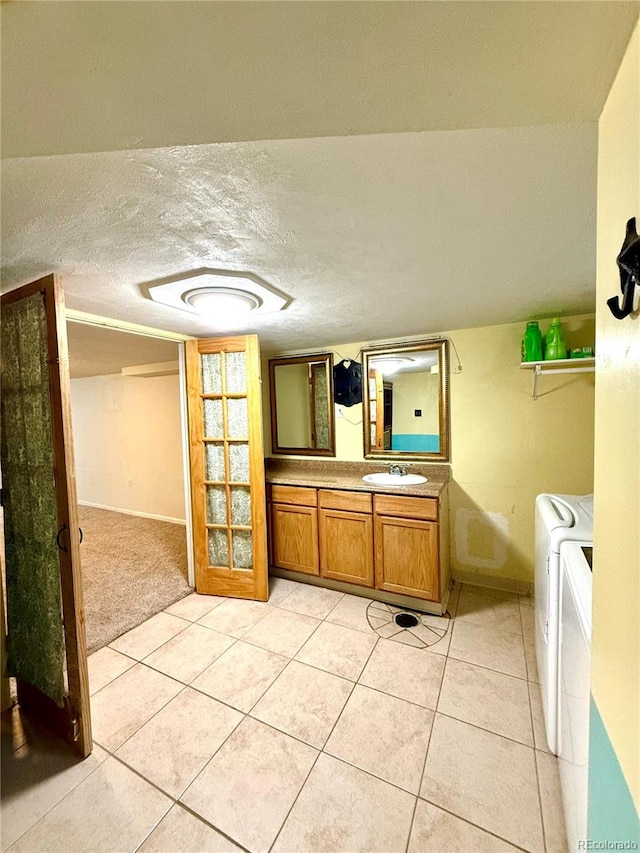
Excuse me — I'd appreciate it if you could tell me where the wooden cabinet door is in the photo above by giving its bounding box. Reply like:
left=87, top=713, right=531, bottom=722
left=185, top=336, right=267, bottom=600
left=271, top=504, right=319, bottom=575
left=375, top=515, right=439, bottom=600
left=319, top=509, right=374, bottom=587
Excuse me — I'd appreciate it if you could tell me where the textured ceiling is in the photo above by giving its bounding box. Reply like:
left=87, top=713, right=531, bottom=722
left=1, top=124, right=598, bottom=351
left=1, top=1, right=637, bottom=356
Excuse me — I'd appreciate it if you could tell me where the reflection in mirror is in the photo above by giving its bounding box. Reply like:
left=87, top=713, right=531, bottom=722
left=269, top=353, right=335, bottom=456
left=362, top=340, right=450, bottom=462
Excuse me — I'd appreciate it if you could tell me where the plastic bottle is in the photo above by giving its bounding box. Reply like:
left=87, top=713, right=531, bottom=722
left=521, top=321, right=543, bottom=362
left=544, top=318, right=567, bottom=361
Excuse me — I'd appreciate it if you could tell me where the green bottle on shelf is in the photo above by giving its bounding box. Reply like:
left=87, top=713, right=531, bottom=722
left=522, top=321, right=543, bottom=362
left=545, top=317, right=567, bottom=361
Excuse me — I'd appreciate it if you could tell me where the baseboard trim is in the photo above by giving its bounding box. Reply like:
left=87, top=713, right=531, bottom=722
left=78, top=501, right=186, bottom=526
left=451, top=568, right=533, bottom=597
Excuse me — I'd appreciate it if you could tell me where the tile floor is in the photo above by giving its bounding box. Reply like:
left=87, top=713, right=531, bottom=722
left=1, top=579, right=567, bottom=853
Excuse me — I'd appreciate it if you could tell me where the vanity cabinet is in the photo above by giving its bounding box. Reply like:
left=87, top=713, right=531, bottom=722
left=374, top=495, right=440, bottom=600
left=269, top=482, right=449, bottom=606
left=270, top=485, right=319, bottom=575
left=318, top=490, right=374, bottom=587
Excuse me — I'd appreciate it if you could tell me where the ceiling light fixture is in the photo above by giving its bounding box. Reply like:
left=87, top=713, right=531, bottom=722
left=370, top=356, right=415, bottom=375
left=142, top=269, right=290, bottom=326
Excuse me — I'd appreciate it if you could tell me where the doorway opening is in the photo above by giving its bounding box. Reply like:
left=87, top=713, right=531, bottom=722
left=67, top=320, right=192, bottom=653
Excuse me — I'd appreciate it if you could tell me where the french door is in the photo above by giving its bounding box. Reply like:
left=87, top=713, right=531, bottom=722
left=185, top=335, right=268, bottom=600
left=1, top=275, right=91, bottom=756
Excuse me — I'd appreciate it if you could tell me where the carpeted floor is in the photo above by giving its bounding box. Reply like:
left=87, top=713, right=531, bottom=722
left=79, top=506, right=191, bottom=654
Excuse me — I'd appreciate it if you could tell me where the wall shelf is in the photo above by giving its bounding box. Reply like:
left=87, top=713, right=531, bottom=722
left=520, top=358, right=595, bottom=400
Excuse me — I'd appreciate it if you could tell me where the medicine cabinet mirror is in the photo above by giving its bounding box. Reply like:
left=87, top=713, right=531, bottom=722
left=269, top=353, right=335, bottom=456
left=362, top=339, right=450, bottom=462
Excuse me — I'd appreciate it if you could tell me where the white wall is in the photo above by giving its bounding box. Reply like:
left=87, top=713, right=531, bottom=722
left=71, top=373, right=185, bottom=522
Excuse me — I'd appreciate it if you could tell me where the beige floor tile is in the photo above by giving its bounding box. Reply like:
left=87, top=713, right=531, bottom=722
left=242, top=606, right=320, bottom=657
left=90, top=663, right=183, bottom=751
left=390, top=630, right=429, bottom=647
left=520, top=600, right=535, bottom=638
left=536, top=750, right=569, bottom=853
left=438, top=658, right=533, bottom=746
left=109, top=611, right=189, bottom=660
left=325, top=593, right=376, bottom=634
left=461, top=584, right=519, bottom=602
left=7, top=756, right=171, bottom=853
left=1, top=732, right=108, bottom=850
left=421, top=714, right=543, bottom=852
left=525, top=633, right=540, bottom=683
left=191, top=640, right=288, bottom=712
left=197, top=597, right=270, bottom=638
left=408, top=799, right=519, bottom=852
left=359, top=638, right=445, bottom=709
left=449, top=620, right=527, bottom=679
left=272, top=753, right=415, bottom=853
left=251, top=661, right=353, bottom=748
left=277, top=583, right=344, bottom=619
left=116, top=687, right=242, bottom=798
left=87, top=646, right=136, bottom=696
left=267, top=576, right=300, bottom=606
left=139, top=804, right=242, bottom=852
left=446, top=585, right=461, bottom=616
left=143, top=623, right=235, bottom=684
left=165, top=591, right=226, bottom=622
left=181, top=717, right=317, bottom=853
left=520, top=593, right=535, bottom=608
left=1, top=706, right=45, bottom=759
left=456, top=588, right=523, bottom=634
left=295, top=621, right=378, bottom=681
left=529, top=680, right=553, bottom=754
left=326, top=684, right=433, bottom=794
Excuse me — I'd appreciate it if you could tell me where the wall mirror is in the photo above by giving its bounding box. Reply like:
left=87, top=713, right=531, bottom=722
left=269, top=353, right=335, bottom=456
left=362, top=339, right=450, bottom=462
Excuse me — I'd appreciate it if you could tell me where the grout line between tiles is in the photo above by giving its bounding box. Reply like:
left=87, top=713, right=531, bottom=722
left=417, top=796, right=531, bottom=852
left=434, top=709, right=538, bottom=751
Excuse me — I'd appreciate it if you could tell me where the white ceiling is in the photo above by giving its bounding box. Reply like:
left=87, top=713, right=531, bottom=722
left=66, top=322, right=179, bottom=379
left=1, top=2, right=638, bottom=357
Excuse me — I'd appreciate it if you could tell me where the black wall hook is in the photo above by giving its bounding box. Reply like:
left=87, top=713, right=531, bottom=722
left=608, top=217, right=639, bottom=320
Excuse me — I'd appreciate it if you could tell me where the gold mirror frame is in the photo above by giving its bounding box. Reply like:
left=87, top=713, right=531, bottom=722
left=362, top=339, right=450, bottom=462
left=269, top=353, right=336, bottom=457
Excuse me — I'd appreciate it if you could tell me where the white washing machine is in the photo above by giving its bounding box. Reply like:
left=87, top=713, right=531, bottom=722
left=557, top=541, right=592, bottom=852
left=534, top=493, right=593, bottom=754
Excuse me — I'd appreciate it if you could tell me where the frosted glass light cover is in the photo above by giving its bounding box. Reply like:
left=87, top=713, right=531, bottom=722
left=226, top=398, right=248, bottom=438
left=205, top=443, right=225, bottom=481
left=229, top=443, right=250, bottom=482
left=208, top=528, right=229, bottom=567
left=232, top=530, right=253, bottom=569
left=230, top=487, right=252, bottom=526
left=203, top=399, right=223, bottom=437
left=201, top=353, right=222, bottom=394
left=206, top=486, right=227, bottom=525
left=224, top=351, right=247, bottom=394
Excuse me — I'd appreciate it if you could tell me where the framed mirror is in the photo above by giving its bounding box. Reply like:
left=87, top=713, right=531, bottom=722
left=362, top=339, right=450, bottom=462
left=269, top=353, right=335, bottom=456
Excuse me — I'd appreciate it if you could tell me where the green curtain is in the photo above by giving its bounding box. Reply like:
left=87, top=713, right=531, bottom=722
left=1, top=292, right=65, bottom=706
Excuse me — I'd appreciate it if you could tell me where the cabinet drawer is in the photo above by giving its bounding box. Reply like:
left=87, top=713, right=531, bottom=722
left=374, top=494, right=438, bottom=521
left=270, top=484, right=318, bottom=507
left=319, top=489, right=372, bottom=513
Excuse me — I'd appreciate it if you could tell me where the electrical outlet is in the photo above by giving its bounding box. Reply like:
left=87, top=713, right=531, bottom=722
left=127, top=479, right=134, bottom=488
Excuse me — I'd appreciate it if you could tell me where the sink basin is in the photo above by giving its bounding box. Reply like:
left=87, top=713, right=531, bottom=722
left=362, top=472, right=428, bottom=486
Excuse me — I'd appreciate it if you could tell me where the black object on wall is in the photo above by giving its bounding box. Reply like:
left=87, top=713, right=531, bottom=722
left=333, top=359, right=362, bottom=407
left=608, top=217, right=639, bottom=320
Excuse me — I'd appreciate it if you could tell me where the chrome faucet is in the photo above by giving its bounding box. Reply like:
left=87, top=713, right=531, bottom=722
left=389, top=464, right=408, bottom=476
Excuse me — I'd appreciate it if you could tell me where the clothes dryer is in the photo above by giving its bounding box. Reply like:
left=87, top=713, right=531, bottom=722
left=534, top=493, right=593, bottom=754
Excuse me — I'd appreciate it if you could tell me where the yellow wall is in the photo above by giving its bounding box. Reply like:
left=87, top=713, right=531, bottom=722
left=70, top=373, right=186, bottom=522
left=592, top=21, right=639, bottom=807
left=392, top=371, right=440, bottom=437
left=264, top=312, right=595, bottom=589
